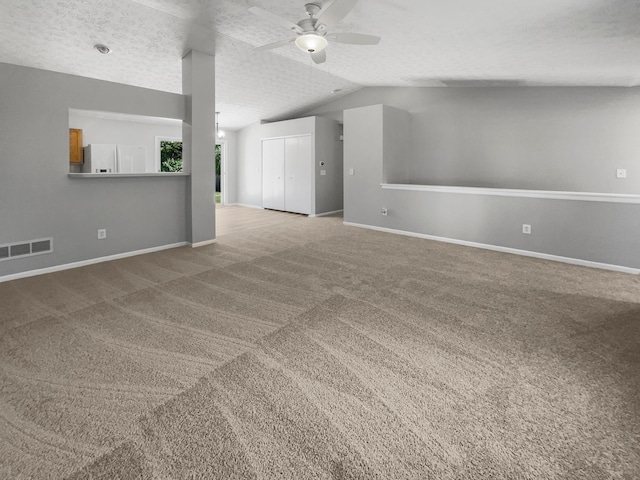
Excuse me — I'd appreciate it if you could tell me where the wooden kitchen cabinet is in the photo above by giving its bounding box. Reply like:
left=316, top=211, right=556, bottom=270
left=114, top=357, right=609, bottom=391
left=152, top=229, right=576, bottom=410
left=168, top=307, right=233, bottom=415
left=69, top=128, right=83, bottom=164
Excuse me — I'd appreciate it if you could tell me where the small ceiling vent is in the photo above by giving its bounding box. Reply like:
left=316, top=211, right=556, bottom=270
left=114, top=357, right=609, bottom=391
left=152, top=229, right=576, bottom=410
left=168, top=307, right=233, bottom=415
left=0, top=238, right=53, bottom=262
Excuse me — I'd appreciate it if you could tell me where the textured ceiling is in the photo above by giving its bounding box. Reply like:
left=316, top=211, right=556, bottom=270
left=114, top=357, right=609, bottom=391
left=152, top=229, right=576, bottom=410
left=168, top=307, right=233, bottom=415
left=1, top=0, right=640, bottom=130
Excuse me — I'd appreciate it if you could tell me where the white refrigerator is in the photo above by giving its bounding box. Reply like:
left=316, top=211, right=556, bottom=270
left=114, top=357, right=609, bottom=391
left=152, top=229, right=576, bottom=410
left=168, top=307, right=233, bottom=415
left=82, top=144, right=147, bottom=173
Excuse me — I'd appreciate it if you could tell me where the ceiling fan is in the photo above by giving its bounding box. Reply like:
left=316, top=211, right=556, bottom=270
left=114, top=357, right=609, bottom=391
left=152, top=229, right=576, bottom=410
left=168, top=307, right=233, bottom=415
left=249, top=0, right=381, bottom=64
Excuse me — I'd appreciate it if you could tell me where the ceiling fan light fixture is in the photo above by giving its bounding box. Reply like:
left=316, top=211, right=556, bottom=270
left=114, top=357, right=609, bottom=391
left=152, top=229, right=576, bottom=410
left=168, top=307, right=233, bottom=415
left=295, top=34, right=327, bottom=53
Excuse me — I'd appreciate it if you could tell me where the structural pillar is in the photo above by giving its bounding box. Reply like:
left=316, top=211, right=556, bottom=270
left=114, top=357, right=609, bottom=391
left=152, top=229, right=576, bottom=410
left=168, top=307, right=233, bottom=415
left=182, top=50, right=216, bottom=246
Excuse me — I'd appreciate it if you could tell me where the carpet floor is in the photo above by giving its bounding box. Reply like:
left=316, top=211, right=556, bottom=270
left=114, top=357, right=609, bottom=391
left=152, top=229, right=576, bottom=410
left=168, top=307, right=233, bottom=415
left=1, top=210, right=639, bottom=479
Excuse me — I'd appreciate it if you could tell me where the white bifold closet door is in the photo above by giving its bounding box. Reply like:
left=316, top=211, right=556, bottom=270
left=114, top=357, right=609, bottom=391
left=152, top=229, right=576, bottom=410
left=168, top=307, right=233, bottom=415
left=262, top=138, right=285, bottom=211
left=262, top=135, right=311, bottom=214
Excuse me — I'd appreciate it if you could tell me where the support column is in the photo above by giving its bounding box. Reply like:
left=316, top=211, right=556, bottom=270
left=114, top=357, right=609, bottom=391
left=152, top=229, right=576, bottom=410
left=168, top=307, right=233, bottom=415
left=182, top=50, right=216, bottom=246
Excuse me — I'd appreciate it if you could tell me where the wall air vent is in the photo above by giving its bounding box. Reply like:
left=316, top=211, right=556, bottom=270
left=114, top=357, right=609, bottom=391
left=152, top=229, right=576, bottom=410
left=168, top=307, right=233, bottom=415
left=0, top=238, right=53, bottom=262
left=31, top=240, right=52, bottom=254
left=10, top=243, right=31, bottom=257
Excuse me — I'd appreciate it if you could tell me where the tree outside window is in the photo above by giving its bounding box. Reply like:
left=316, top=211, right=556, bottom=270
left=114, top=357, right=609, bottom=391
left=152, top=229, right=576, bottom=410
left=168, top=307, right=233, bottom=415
left=160, top=141, right=182, bottom=172
left=215, top=144, right=222, bottom=203
left=160, top=142, right=221, bottom=203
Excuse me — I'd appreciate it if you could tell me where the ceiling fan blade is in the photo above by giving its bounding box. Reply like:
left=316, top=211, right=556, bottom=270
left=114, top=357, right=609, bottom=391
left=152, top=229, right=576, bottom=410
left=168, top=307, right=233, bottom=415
left=311, top=49, right=326, bottom=64
left=254, top=38, right=296, bottom=52
left=327, top=32, right=381, bottom=45
left=315, top=0, right=358, bottom=29
left=248, top=6, right=303, bottom=34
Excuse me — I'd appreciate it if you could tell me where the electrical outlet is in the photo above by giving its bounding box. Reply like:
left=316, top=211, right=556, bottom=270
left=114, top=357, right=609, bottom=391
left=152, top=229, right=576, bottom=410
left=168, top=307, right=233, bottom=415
left=97, top=228, right=106, bottom=239
left=381, top=208, right=388, bottom=216
left=522, top=224, right=531, bottom=235
left=616, top=169, right=627, bottom=179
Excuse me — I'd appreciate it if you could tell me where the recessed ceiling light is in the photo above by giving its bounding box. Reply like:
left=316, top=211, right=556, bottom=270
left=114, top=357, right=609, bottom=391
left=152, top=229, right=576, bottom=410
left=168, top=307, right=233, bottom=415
left=94, top=44, right=112, bottom=54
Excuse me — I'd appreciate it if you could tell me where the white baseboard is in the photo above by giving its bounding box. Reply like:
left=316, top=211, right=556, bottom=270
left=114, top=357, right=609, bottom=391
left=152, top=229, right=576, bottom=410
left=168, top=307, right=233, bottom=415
left=228, top=203, right=263, bottom=209
left=190, top=239, right=216, bottom=248
left=343, top=222, right=639, bottom=275
left=310, top=209, right=344, bottom=218
left=381, top=183, right=640, bottom=204
left=0, top=242, right=189, bottom=283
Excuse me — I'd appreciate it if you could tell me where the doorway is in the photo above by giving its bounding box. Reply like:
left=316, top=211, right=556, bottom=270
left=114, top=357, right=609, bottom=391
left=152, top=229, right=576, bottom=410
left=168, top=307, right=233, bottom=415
left=216, top=142, right=227, bottom=205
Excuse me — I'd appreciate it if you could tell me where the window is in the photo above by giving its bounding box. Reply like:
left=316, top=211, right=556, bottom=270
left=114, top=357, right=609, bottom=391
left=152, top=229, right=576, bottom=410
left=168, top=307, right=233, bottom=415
left=155, top=136, right=182, bottom=172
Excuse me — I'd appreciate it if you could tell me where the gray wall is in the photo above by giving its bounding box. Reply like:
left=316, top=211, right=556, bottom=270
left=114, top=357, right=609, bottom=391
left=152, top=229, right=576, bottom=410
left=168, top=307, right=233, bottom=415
left=342, top=103, right=640, bottom=270
left=0, top=63, right=188, bottom=278
left=314, top=117, right=344, bottom=214
left=236, top=122, right=263, bottom=207
left=343, top=105, right=384, bottom=226
left=220, top=130, right=238, bottom=205
left=307, top=86, right=640, bottom=193
left=382, top=107, right=411, bottom=184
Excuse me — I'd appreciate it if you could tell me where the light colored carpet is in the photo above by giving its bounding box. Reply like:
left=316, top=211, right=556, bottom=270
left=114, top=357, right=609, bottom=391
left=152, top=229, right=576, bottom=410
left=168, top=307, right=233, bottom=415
left=1, top=209, right=639, bottom=479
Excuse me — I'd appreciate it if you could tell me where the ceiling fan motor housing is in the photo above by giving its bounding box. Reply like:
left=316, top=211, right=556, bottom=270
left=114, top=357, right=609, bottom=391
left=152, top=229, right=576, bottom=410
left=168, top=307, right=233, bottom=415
left=305, top=3, right=321, bottom=16
left=297, top=18, right=320, bottom=33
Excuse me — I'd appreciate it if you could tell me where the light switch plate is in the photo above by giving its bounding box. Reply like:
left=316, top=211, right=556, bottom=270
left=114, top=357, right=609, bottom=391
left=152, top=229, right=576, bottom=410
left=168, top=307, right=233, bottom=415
left=320, top=170, right=326, bottom=176
left=349, top=168, right=354, bottom=176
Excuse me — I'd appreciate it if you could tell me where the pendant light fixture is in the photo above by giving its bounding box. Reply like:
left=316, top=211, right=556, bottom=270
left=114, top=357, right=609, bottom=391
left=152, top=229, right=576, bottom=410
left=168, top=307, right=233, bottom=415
left=215, top=112, right=225, bottom=140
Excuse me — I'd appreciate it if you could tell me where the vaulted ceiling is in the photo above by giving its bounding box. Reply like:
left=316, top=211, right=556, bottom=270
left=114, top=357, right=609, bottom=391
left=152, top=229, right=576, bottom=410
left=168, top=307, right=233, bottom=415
left=2, top=0, right=639, bottom=130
